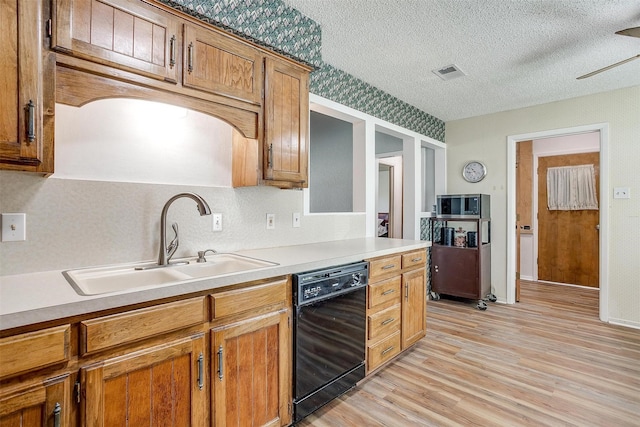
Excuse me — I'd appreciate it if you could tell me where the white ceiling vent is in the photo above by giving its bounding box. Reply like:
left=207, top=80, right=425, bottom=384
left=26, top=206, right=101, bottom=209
left=432, top=64, right=466, bottom=81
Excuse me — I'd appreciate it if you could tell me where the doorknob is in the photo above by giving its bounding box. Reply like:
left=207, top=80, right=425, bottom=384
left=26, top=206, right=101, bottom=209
left=595, top=224, right=600, bottom=230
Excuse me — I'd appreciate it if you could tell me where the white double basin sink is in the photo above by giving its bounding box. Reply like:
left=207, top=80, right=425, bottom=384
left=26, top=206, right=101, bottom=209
left=63, top=253, right=278, bottom=296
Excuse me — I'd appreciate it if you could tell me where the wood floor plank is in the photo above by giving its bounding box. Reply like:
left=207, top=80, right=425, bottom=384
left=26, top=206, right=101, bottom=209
left=297, top=281, right=640, bottom=427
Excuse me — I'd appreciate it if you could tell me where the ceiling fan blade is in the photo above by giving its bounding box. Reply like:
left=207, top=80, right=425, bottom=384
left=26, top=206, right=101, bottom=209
left=616, top=27, right=640, bottom=38
left=577, top=54, right=640, bottom=79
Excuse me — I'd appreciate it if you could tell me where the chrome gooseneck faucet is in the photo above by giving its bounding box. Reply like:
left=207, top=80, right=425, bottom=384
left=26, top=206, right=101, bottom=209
left=157, top=192, right=211, bottom=266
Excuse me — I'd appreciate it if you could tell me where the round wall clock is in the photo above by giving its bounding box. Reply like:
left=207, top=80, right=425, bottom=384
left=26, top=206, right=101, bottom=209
left=462, top=161, right=487, bottom=183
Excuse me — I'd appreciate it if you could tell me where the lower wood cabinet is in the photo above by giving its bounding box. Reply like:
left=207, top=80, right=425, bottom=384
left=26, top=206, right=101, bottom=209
left=211, top=309, right=291, bottom=427
left=0, top=374, right=70, bottom=427
left=401, top=267, right=427, bottom=349
left=80, top=334, right=207, bottom=426
left=366, top=249, right=427, bottom=373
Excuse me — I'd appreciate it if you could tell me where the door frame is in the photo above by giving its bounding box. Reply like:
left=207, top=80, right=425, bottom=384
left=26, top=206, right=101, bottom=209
left=507, top=123, right=609, bottom=322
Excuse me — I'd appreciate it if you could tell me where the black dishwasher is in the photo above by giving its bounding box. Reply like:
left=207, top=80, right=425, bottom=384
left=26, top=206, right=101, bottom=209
left=292, top=261, right=368, bottom=423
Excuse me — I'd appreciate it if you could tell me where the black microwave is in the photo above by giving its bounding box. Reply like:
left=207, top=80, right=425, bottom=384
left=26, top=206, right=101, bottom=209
left=436, top=194, right=490, bottom=218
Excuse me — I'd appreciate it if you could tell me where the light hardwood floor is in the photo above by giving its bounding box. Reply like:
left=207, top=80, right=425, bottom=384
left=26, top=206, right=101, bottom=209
left=298, top=281, right=640, bottom=426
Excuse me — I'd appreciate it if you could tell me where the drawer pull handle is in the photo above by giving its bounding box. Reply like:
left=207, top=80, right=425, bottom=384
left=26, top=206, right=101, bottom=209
left=381, top=346, right=395, bottom=356
left=197, top=352, right=204, bottom=390
left=381, top=318, right=395, bottom=326
left=405, top=283, right=409, bottom=300
left=382, top=264, right=395, bottom=270
left=217, top=345, right=224, bottom=381
left=411, top=257, right=422, bottom=262
left=267, top=143, right=273, bottom=168
left=169, top=35, right=176, bottom=67
left=53, top=402, right=61, bottom=427
left=381, top=289, right=395, bottom=296
left=26, top=100, right=36, bottom=142
left=187, top=42, right=194, bottom=73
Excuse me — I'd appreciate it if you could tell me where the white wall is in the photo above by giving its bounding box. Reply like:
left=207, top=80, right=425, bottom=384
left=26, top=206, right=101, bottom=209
left=446, top=86, right=640, bottom=328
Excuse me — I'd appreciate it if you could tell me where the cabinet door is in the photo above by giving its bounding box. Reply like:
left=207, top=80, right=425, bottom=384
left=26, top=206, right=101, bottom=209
left=53, top=0, right=179, bottom=82
left=401, top=268, right=426, bottom=349
left=0, top=0, right=44, bottom=168
left=212, top=309, right=291, bottom=427
left=183, top=24, right=263, bottom=104
left=0, top=374, right=70, bottom=427
left=81, top=334, right=206, bottom=426
left=264, top=58, right=309, bottom=187
left=431, top=246, right=479, bottom=299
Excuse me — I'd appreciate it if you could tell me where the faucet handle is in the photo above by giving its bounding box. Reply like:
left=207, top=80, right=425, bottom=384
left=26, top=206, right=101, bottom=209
left=196, top=249, right=217, bottom=263
left=167, top=222, right=179, bottom=261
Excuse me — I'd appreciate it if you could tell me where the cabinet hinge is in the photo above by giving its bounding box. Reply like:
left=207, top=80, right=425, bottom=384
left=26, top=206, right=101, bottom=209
left=46, top=18, right=52, bottom=38
left=74, top=380, right=81, bottom=404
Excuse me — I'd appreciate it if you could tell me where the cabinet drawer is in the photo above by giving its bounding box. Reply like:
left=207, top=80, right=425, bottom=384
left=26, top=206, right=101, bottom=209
left=81, top=297, right=205, bottom=354
left=211, top=279, right=287, bottom=319
left=368, top=255, right=402, bottom=279
left=402, top=249, right=427, bottom=269
left=368, top=276, right=401, bottom=309
left=0, top=325, right=70, bottom=379
left=368, top=304, right=401, bottom=341
left=367, top=331, right=401, bottom=372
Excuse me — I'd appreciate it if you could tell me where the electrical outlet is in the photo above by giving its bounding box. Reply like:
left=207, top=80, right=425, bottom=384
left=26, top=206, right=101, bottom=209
left=2, top=213, right=26, bottom=242
left=266, top=213, right=275, bottom=229
left=212, top=213, right=222, bottom=231
left=613, top=187, right=631, bottom=199
left=293, top=212, right=301, bottom=228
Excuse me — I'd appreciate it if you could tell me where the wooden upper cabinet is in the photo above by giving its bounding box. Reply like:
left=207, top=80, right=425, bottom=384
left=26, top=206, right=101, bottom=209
left=183, top=23, right=263, bottom=105
left=52, top=0, right=179, bottom=82
left=0, top=0, right=51, bottom=172
left=264, top=57, right=309, bottom=187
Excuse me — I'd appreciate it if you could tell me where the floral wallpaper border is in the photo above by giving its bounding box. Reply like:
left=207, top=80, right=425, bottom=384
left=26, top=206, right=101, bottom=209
left=157, top=0, right=445, bottom=142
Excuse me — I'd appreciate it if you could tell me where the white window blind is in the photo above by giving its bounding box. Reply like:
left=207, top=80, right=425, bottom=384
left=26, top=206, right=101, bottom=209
left=547, top=164, right=598, bottom=210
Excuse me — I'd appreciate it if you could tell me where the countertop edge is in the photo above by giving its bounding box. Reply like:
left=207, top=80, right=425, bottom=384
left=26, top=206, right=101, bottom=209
left=0, top=238, right=429, bottom=331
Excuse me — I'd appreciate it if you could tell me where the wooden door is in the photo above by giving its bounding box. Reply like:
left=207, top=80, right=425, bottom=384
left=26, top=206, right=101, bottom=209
left=0, top=375, right=70, bottom=427
left=183, top=24, right=263, bottom=104
left=264, top=58, right=309, bottom=187
left=538, top=152, right=599, bottom=287
left=81, top=334, right=207, bottom=426
left=401, top=268, right=426, bottom=349
left=0, top=0, right=43, bottom=167
left=516, top=140, right=534, bottom=301
left=212, top=309, right=291, bottom=427
left=53, top=0, right=179, bottom=82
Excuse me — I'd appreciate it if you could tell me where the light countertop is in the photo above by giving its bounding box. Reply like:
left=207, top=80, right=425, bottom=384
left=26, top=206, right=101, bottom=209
left=0, top=238, right=429, bottom=331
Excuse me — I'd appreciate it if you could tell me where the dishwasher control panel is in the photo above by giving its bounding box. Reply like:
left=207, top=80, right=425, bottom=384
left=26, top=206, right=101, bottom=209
left=294, top=261, right=369, bottom=305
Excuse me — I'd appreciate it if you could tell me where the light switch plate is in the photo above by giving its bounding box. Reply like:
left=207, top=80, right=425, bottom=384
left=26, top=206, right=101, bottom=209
left=613, top=187, right=631, bottom=199
left=293, top=212, right=301, bottom=228
left=2, top=213, right=26, bottom=242
left=212, top=213, right=222, bottom=231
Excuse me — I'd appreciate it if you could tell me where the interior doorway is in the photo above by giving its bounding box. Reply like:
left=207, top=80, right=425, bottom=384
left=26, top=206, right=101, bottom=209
left=377, top=156, right=403, bottom=238
left=507, top=124, right=609, bottom=322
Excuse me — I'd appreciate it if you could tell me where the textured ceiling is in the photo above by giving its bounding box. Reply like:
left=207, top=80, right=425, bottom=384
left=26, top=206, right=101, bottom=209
left=283, top=0, right=640, bottom=122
